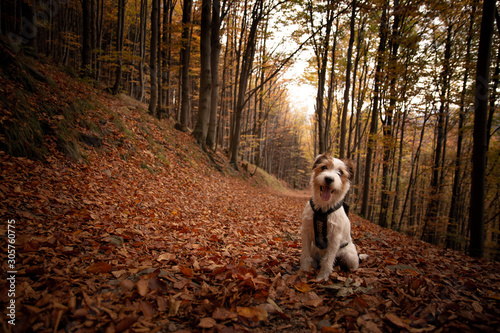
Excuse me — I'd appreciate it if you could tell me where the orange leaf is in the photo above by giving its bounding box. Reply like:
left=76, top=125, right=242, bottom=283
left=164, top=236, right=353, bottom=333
left=87, top=261, right=113, bottom=274
left=180, top=266, right=194, bottom=277
left=237, top=306, right=268, bottom=322
left=294, top=282, right=311, bottom=293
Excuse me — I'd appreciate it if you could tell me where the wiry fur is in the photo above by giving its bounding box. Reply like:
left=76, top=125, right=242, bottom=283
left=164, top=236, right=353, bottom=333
left=300, top=153, right=360, bottom=281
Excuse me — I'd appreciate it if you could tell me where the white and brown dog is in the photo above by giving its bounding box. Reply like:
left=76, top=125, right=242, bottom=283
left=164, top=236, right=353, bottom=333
left=300, top=153, right=362, bottom=281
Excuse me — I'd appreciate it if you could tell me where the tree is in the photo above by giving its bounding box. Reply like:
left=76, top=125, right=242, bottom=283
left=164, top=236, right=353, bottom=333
left=469, top=0, right=495, bottom=258
left=137, top=0, right=147, bottom=101
left=229, top=0, right=264, bottom=166
left=193, top=0, right=212, bottom=149
left=308, top=0, right=335, bottom=154
left=361, top=0, right=388, bottom=219
left=149, top=0, right=160, bottom=115
left=339, top=0, right=356, bottom=159
left=179, top=0, right=193, bottom=130
left=81, top=0, right=92, bottom=76
left=447, top=0, right=477, bottom=250
left=112, top=0, right=126, bottom=95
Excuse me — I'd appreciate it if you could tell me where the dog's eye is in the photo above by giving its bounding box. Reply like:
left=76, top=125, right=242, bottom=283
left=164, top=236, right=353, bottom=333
left=321, top=166, right=327, bottom=171
left=338, top=170, right=344, bottom=175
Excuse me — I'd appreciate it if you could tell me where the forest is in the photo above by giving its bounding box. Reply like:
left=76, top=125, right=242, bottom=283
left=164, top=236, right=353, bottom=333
left=1, top=0, right=500, bottom=331
left=1, top=1, right=500, bottom=258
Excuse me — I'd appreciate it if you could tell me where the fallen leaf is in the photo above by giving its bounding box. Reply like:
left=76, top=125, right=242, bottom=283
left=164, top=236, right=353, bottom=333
left=237, top=306, right=268, bottom=322
left=87, top=261, right=113, bottom=274
left=294, top=282, right=311, bottom=293
left=198, top=317, right=216, bottom=328
left=136, top=279, right=149, bottom=296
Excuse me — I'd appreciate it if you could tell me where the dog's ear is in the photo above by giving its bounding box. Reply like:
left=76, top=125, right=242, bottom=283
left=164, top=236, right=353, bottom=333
left=343, top=159, right=354, bottom=180
left=312, top=153, right=329, bottom=170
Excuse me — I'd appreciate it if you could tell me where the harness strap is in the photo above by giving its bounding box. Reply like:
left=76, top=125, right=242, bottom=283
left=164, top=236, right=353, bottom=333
left=310, top=198, right=349, bottom=250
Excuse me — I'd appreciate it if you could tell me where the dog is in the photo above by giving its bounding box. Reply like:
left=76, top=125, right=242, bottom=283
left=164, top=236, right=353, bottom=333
left=300, top=153, right=362, bottom=281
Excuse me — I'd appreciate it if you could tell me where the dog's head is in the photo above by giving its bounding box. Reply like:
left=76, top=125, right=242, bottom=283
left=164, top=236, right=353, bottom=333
left=310, top=153, right=353, bottom=207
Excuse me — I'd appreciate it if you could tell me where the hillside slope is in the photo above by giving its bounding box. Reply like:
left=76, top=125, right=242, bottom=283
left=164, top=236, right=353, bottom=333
left=1, top=44, right=499, bottom=332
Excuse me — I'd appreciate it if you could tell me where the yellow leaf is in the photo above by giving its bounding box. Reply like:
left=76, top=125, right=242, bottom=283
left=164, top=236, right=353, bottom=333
left=237, top=306, right=268, bottom=322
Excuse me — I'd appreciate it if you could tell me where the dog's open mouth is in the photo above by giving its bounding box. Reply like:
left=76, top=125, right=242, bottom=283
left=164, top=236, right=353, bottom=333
left=320, top=185, right=334, bottom=202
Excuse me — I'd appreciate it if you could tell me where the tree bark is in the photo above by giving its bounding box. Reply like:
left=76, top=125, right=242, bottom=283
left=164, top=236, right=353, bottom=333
left=112, top=0, right=126, bottom=95
left=206, top=0, right=223, bottom=149
left=81, top=0, right=92, bottom=76
left=339, top=0, right=356, bottom=159
left=361, top=1, right=388, bottom=218
left=469, top=0, right=495, bottom=258
left=193, top=0, right=212, bottom=149
left=447, top=0, right=476, bottom=249
left=149, top=0, right=159, bottom=115
left=421, top=23, right=452, bottom=245
left=229, top=0, right=263, bottom=166
left=179, top=0, right=193, bottom=130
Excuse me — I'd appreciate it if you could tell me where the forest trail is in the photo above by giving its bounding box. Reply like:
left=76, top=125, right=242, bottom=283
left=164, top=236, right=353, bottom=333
left=0, top=48, right=499, bottom=332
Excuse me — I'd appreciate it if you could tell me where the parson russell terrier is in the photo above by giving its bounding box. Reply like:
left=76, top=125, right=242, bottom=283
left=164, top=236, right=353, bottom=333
left=300, top=153, right=367, bottom=281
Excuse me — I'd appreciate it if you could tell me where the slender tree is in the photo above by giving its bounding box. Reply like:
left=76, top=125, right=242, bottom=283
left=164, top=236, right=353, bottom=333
left=469, top=0, right=495, bottom=258
left=339, top=0, right=356, bottom=158
left=81, top=0, right=92, bottom=76
left=361, top=1, right=388, bottom=218
left=229, top=0, right=264, bottom=166
left=112, top=0, right=126, bottom=95
left=179, top=0, right=193, bottom=130
left=193, top=0, right=212, bottom=149
left=149, top=0, right=159, bottom=115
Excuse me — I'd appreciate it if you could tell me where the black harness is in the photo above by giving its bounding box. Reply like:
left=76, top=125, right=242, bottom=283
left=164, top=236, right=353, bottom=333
left=310, top=198, right=350, bottom=250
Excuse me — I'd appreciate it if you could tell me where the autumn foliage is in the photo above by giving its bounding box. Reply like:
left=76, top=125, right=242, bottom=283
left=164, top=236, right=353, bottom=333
left=0, top=38, right=499, bottom=332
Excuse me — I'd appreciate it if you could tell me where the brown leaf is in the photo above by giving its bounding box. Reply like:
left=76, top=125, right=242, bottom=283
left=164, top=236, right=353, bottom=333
left=136, top=279, right=149, bottom=296
left=87, top=261, right=113, bottom=274
left=237, top=306, right=268, bottom=322
left=115, top=315, right=138, bottom=333
left=384, top=313, right=410, bottom=329
left=180, top=266, right=194, bottom=277
left=198, top=317, right=216, bottom=328
left=212, top=307, right=235, bottom=321
left=140, top=301, right=156, bottom=319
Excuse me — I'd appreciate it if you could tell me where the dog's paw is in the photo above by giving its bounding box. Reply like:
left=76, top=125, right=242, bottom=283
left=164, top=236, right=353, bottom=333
left=317, top=269, right=331, bottom=282
left=300, top=257, right=313, bottom=271
left=359, top=254, right=369, bottom=261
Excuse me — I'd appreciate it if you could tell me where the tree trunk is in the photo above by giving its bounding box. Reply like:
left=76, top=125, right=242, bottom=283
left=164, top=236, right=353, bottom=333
left=137, top=0, right=147, bottom=101
left=112, top=0, right=126, bottom=95
left=206, top=0, right=223, bottom=149
left=379, top=0, right=401, bottom=228
left=229, top=0, right=263, bottom=166
left=421, top=23, right=452, bottom=245
left=469, top=0, right=495, bottom=258
left=361, top=1, right=388, bottom=218
left=81, top=0, right=92, bottom=76
left=193, top=0, right=212, bottom=149
left=447, top=0, right=476, bottom=249
left=179, top=0, right=193, bottom=130
left=312, top=3, right=334, bottom=154
left=149, top=0, right=159, bottom=115
left=339, top=0, right=356, bottom=159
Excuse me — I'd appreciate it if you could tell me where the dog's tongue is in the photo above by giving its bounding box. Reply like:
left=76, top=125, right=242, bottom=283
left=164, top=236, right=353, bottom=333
left=321, top=186, right=332, bottom=202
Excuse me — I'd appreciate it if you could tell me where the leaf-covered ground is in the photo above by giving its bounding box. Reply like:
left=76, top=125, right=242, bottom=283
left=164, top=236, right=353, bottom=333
left=1, top=49, right=499, bottom=332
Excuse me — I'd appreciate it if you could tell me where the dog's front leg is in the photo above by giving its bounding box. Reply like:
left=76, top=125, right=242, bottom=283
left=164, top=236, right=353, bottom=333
left=300, top=228, right=314, bottom=271
left=317, top=241, right=339, bottom=281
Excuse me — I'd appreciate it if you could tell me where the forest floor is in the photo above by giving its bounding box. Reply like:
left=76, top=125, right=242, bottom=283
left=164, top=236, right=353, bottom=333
left=1, top=41, right=500, bottom=333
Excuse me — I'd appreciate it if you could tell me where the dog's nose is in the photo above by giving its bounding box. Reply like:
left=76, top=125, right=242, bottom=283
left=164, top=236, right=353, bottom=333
left=324, top=177, right=333, bottom=185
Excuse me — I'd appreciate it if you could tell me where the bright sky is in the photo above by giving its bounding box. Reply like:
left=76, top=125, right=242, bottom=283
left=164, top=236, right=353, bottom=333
left=284, top=58, right=316, bottom=116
